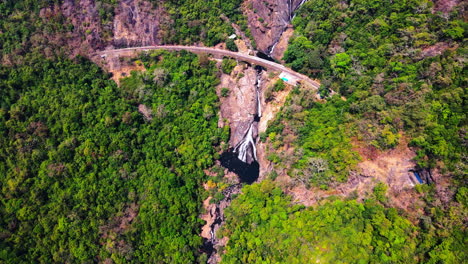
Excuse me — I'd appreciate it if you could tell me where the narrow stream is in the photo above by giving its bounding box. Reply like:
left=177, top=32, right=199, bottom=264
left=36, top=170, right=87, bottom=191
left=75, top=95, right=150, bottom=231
left=202, top=184, right=243, bottom=264
left=291, top=0, right=308, bottom=20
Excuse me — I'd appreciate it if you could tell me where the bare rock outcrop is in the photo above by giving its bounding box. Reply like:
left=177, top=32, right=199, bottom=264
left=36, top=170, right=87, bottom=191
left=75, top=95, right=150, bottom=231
left=270, top=27, right=294, bottom=62
left=201, top=183, right=242, bottom=264
left=60, top=0, right=108, bottom=56
left=55, top=0, right=166, bottom=57
left=113, top=0, right=164, bottom=47
left=243, top=0, right=305, bottom=58
left=432, top=0, right=462, bottom=13
left=218, top=65, right=259, bottom=147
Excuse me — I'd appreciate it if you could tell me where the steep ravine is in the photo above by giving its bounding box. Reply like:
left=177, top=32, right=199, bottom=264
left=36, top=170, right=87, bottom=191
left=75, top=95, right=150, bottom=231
left=201, top=184, right=243, bottom=264
left=202, top=62, right=291, bottom=262
left=200, top=64, right=261, bottom=262
left=243, top=0, right=308, bottom=60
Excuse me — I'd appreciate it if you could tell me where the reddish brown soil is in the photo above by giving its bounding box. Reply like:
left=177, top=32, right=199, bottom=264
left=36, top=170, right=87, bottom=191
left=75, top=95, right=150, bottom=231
left=421, top=42, right=458, bottom=58
left=432, top=0, right=461, bottom=13
left=278, top=136, right=428, bottom=218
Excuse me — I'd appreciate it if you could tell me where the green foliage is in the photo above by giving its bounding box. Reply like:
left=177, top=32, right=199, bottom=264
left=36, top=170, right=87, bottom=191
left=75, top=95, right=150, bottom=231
left=162, top=0, right=248, bottom=46
left=0, top=52, right=223, bottom=262
left=221, top=58, right=237, bottom=74
left=378, top=125, right=401, bottom=148
left=284, top=0, right=466, bottom=169
left=267, top=94, right=360, bottom=186
left=373, top=182, right=388, bottom=203
left=331, top=52, right=351, bottom=71
left=221, top=87, right=230, bottom=97
left=283, top=36, right=324, bottom=76
left=221, top=181, right=418, bottom=263
left=0, top=0, right=251, bottom=64
left=226, top=38, right=238, bottom=52
left=456, top=187, right=468, bottom=207
left=264, top=79, right=287, bottom=102
left=296, top=98, right=359, bottom=184
left=273, top=79, right=285, bottom=92
left=443, top=21, right=465, bottom=40
left=280, top=2, right=467, bottom=262
left=0, top=0, right=115, bottom=63
left=415, top=185, right=467, bottom=264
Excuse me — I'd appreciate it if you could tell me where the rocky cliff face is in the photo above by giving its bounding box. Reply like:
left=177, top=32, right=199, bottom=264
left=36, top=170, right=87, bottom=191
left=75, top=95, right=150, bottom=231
left=243, top=0, right=305, bottom=59
left=218, top=64, right=259, bottom=147
left=51, top=0, right=306, bottom=61
left=60, top=0, right=108, bottom=56
left=49, top=0, right=166, bottom=57
left=113, top=0, right=164, bottom=47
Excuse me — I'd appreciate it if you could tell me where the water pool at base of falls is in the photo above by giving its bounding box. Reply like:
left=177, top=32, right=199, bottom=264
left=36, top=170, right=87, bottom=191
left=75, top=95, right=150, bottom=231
left=220, top=150, right=259, bottom=184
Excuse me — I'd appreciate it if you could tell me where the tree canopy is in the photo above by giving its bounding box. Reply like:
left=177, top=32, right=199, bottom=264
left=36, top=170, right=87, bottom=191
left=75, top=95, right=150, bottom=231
left=221, top=181, right=420, bottom=263
left=0, top=51, right=226, bottom=263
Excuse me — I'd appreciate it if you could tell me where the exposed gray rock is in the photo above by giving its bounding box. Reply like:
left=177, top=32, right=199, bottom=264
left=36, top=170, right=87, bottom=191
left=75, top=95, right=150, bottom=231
left=59, top=0, right=165, bottom=57
left=218, top=65, right=259, bottom=148
left=244, top=0, right=305, bottom=56
left=113, top=0, right=163, bottom=47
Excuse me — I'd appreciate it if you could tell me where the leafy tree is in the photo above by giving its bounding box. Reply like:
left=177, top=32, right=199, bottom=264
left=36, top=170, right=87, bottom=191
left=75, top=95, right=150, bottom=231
left=221, top=87, right=230, bottom=97
left=221, top=181, right=419, bottom=263
left=221, top=58, right=237, bottom=74
left=226, top=38, right=238, bottom=52
left=0, top=51, right=225, bottom=263
left=277, top=1, right=467, bottom=262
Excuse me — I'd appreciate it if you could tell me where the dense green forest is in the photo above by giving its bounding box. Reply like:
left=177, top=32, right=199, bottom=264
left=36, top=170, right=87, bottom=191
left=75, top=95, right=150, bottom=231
left=1, top=0, right=466, bottom=263
left=258, top=0, right=467, bottom=262
left=0, top=0, right=251, bottom=64
left=281, top=0, right=466, bottom=175
left=0, top=51, right=226, bottom=262
left=162, top=0, right=251, bottom=46
left=265, top=92, right=360, bottom=188
left=221, top=181, right=466, bottom=263
left=0, top=0, right=68, bottom=61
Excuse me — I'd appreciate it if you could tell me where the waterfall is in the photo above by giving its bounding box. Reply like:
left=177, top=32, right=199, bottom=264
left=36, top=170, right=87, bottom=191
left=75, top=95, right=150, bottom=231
left=268, top=41, right=279, bottom=57
left=292, top=0, right=308, bottom=20
left=233, top=70, right=262, bottom=164
left=268, top=0, right=309, bottom=57
left=297, top=0, right=308, bottom=9
left=234, top=122, right=257, bottom=163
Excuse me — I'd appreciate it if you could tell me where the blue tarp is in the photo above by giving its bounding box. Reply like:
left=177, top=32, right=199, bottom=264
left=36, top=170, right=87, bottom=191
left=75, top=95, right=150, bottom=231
left=413, top=172, right=423, bottom=184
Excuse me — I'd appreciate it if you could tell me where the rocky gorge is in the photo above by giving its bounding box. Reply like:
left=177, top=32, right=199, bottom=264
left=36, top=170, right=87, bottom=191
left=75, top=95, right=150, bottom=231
left=43, top=1, right=309, bottom=262
left=243, top=0, right=308, bottom=60
left=201, top=60, right=298, bottom=262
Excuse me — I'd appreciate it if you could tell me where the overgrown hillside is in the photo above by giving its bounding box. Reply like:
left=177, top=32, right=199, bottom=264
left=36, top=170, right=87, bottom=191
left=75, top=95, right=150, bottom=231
left=0, top=0, right=466, bottom=263
left=222, top=181, right=419, bottom=263
left=0, top=51, right=226, bottom=262
left=258, top=0, right=466, bottom=262
left=0, top=0, right=250, bottom=65
left=280, top=0, right=466, bottom=174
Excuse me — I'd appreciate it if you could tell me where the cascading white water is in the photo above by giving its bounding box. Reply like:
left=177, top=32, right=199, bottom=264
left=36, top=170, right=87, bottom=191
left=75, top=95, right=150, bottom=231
left=234, top=122, right=257, bottom=163
left=292, top=0, right=308, bottom=20
left=268, top=41, right=279, bottom=57
left=269, top=0, right=309, bottom=57
left=234, top=0, right=308, bottom=163
left=234, top=72, right=262, bottom=163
